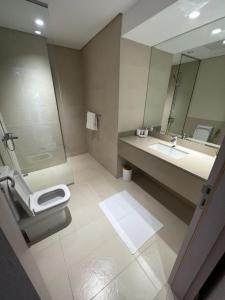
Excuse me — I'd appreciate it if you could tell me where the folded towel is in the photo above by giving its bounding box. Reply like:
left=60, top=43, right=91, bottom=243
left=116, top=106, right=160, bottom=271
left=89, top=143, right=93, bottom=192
left=86, top=111, right=98, bottom=131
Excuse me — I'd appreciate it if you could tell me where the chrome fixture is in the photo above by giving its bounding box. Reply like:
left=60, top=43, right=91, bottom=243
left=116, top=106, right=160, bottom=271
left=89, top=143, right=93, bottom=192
left=1, top=132, right=18, bottom=151
left=0, top=175, right=15, bottom=187
left=170, top=136, right=178, bottom=148
left=181, top=133, right=186, bottom=140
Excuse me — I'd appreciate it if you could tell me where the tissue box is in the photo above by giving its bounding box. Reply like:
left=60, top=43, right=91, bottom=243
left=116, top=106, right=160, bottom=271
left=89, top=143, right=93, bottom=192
left=136, top=129, right=148, bottom=138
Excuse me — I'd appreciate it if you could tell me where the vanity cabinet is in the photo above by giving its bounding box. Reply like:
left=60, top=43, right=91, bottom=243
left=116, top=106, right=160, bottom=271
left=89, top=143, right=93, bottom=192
left=118, top=139, right=207, bottom=205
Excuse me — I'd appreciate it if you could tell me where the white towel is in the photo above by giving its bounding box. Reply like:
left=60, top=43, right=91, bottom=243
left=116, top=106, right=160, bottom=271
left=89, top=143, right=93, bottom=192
left=86, top=111, right=98, bottom=131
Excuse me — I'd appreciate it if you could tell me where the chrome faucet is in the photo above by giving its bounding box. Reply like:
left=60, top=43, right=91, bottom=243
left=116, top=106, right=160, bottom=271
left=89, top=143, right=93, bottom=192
left=170, top=136, right=177, bottom=148
left=181, top=133, right=186, bottom=140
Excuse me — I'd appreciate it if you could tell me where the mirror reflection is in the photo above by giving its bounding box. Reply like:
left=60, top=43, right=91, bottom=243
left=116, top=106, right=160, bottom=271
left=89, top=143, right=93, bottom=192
left=144, top=17, right=225, bottom=146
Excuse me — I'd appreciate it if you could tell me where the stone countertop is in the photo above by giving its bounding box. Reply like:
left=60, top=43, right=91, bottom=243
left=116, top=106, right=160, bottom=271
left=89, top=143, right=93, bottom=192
left=119, top=136, right=216, bottom=181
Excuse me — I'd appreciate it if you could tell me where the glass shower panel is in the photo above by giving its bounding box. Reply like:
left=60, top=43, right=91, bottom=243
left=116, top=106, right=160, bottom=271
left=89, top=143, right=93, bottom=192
left=167, top=55, right=200, bottom=136
left=0, top=27, right=66, bottom=174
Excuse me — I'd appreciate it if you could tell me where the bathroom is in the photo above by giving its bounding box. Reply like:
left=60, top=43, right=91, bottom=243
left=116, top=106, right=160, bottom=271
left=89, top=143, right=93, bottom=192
left=0, top=0, right=225, bottom=299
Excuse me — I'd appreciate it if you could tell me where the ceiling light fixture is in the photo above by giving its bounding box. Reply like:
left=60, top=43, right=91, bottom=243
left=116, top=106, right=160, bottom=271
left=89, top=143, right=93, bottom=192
left=223, top=40, right=225, bottom=44
left=35, top=30, right=42, bottom=35
left=189, top=11, right=200, bottom=19
left=35, top=19, right=44, bottom=26
left=212, top=28, right=222, bottom=35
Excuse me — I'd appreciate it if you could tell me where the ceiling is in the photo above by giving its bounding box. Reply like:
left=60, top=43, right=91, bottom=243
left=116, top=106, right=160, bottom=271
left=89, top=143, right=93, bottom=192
left=123, top=0, right=225, bottom=48
left=0, top=0, right=49, bottom=37
left=0, top=0, right=139, bottom=49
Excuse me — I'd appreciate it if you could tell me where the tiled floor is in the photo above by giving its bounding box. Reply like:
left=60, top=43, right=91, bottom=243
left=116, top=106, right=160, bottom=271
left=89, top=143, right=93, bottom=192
left=30, top=154, right=189, bottom=300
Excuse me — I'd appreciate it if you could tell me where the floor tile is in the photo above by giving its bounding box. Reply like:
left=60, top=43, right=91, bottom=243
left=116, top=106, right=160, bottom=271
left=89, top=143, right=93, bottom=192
left=68, top=236, right=134, bottom=300
left=59, top=183, right=104, bottom=237
left=93, top=260, right=158, bottom=300
left=31, top=240, right=66, bottom=281
left=153, top=284, right=176, bottom=300
left=31, top=240, right=74, bottom=300
left=30, top=232, right=59, bottom=255
left=60, top=217, right=116, bottom=267
left=136, top=236, right=177, bottom=290
left=88, top=176, right=123, bottom=200
left=46, top=273, right=74, bottom=300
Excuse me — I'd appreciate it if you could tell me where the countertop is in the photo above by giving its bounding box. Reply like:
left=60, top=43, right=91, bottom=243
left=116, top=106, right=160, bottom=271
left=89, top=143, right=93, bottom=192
left=119, top=136, right=216, bottom=181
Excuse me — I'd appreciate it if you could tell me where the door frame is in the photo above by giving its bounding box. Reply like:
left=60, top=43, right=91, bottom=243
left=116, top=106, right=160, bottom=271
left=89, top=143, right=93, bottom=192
left=169, top=136, right=225, bottom=299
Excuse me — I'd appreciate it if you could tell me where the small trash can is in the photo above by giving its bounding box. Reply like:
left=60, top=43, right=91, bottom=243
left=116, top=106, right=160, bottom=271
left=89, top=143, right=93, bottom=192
left=123, top=165, right=132, bottom=181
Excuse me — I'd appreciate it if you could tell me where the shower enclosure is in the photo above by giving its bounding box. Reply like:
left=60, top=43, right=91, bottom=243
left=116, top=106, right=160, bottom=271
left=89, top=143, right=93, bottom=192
left=0, top=27, right=73, bottom=190
left=167, top=54, right=201, bottom=136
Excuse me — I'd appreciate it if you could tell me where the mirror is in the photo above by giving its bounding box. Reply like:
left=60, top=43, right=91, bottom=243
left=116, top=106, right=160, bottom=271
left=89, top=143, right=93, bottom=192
left=143, top=17, right=225, bottom=146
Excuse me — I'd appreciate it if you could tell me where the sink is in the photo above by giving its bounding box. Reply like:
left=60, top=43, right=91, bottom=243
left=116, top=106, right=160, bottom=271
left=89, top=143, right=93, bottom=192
left=149, top=143, right=188, bottom=160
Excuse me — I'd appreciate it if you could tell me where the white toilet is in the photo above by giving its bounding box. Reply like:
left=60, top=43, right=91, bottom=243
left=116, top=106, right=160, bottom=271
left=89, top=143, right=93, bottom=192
left=12, top=169, right=70, bottom=216
left=193, top=125, right=213, bottom=142
left=0, top=166, right=71, bottom=245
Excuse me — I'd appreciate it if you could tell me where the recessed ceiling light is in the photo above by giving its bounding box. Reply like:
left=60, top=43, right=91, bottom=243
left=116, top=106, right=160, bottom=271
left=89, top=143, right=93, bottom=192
left=35, top=19, right=44, bottom=26
left=212, top=28, right=222, bottom=35
left=35, top=30, right=42, bottom=35
left=189, top=11, right=200, bottom=19
left=223, top=40, right=225, bottom=44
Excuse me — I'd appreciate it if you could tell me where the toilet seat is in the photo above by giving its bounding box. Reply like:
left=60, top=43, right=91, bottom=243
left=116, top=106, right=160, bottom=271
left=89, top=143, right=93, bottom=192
left=30, top=184, right=70, bottom=214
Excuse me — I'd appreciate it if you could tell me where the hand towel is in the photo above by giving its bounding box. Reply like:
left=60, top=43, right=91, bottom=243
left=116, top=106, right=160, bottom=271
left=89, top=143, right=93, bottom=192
left=86, top=111, right=98, bottom=131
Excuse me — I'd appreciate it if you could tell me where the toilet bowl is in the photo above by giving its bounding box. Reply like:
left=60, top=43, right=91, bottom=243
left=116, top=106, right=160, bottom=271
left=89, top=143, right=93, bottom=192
left=30, top=184, right=70, bottom=214
left=12, top=169, right=70, bottom=216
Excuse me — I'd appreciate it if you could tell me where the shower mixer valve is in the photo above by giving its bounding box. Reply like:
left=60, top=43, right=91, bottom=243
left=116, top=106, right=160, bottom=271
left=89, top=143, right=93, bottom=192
left=2, top=132, right=18, bottom=142
left=2, top=133, right=18, bottom=151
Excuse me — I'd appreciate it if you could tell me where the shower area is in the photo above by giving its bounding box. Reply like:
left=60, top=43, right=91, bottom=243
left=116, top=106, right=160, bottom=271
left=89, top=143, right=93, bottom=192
left=0, top=26, right=74, bottom=191
left=166, top=54, right=201, bottom=136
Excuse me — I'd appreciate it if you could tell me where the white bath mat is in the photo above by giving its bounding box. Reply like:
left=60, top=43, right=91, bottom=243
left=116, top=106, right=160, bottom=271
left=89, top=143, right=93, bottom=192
left=99, top=191, right=163, bottom=254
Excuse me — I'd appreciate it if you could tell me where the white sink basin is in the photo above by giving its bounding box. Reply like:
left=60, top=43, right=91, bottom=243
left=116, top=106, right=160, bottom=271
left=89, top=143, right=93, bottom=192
left=149, top=143, right=188, bottom=160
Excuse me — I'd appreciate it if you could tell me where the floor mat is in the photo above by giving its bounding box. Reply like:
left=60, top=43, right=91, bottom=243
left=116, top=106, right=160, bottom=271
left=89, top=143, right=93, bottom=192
left=99, top=190, right=163, bottom=254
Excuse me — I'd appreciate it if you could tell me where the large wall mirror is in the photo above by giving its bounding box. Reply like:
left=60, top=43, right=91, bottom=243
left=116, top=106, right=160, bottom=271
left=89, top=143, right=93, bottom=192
left=143, top=17, right=225, bottom=147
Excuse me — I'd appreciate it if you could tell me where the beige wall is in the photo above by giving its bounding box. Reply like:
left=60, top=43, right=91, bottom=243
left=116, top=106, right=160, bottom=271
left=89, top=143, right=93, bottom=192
left=82, top=15, right=122, bottom=177
left=0, top=27, right=65, bottom=173
left=118, top=38, right=151, bottom=132
left=48, top=45, right=87, bottom=157
left=188, top=55, right=225, bottom=122
left=143, top=47, right=172, bottom=127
